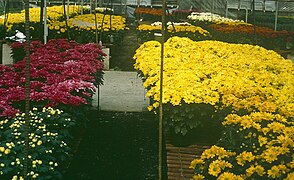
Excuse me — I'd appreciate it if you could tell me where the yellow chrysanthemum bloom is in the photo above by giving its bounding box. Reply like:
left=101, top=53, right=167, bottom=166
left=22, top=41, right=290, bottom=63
left=246, top=165, right=266, bottom=177
left=208, top=160, right=233, bottom=177
left=236, top=151, right=255, bottom=166
left=190, top=159, right=204, bottom=169
left=217, top=172, right=244, bottom=180
left=258, top=136, right=268, bottom=147
left=267, top=164, right=288, bottom=178
left=284, top=172, right=294, bottom=180
left=192, top=174, right=205, bottom=180
left=200, top=145, right=235, bottom=160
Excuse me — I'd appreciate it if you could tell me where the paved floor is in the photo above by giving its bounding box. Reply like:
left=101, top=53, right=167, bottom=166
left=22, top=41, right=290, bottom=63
left=92, top=71, right=150, bottom=112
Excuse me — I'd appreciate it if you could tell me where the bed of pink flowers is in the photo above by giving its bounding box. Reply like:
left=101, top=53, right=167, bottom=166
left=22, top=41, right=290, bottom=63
left=0, top=39, right=105, bottom=117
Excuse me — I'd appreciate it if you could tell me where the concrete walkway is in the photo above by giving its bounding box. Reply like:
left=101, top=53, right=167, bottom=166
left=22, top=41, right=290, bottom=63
left=92, top=71, right=150, bottom=112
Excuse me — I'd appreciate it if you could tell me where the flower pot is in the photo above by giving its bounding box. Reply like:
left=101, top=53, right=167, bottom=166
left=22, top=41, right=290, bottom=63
left=1, top=43, right=13, bottom=65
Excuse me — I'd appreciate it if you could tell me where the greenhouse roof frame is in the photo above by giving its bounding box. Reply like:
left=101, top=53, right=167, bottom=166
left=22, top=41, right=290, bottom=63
left=226, top=0, right=294, bottom=12
left=226, top=0, right=294, bottom=31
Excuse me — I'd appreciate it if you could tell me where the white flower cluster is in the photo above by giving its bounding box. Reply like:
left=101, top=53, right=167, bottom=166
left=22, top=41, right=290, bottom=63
left=188, top=12, right=244, bottom=24
left=95, top=7, right=113, bottom=12
left=150, top=21, right=162, bottom=26
left=151, top=21, right=192, bottom=26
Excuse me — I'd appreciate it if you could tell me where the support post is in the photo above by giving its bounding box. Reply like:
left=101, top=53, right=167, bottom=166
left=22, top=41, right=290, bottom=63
left=81, top=0, right=84, bottom=14
left=0, top=41, right=2, bottom=64
left=63, top=0, right=71, bottom=40
left=67, top=0, right=70, bottom=19
left=44, top=0, right=48, bottom=44
left=245, top=8, right=248, bottom=22
left=93, top=0, right=100, bottom=111
left=23, top=0, right=31, bottom=179
left=212, top=0, right=215, bottom=14
left=159, top=0, right=166, bottom=179
left=252, top=0, right=257, bottom=42
left=225, top=0, right=228, bottom=18
left=90, top=0, right=92, bottom=13
left=274, top=0, right=278, bottom=31
left=39, top=0, right=44, bottom=42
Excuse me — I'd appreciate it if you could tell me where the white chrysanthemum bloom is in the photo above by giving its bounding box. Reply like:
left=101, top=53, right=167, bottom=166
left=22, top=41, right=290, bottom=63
left=167, top=22, right=191, bottom=26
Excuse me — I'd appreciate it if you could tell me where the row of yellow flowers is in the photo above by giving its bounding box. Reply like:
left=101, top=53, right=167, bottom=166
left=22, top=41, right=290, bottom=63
left=46, top=13, right=127, bottom=43
left=137, top=23, right=209, bottom=35
left=137, top=22, right=210, bottom=43
left=0, top=5, right=81, bottom=31
left=134, top=36, right=293, bottom=115
left=134, top=36, right=293, bottom=178
left=0, top=5, right=127, bottom=42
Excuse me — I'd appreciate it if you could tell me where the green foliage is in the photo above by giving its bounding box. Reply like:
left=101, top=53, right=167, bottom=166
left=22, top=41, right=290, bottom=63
left=164, top=103, right=227, bottom=136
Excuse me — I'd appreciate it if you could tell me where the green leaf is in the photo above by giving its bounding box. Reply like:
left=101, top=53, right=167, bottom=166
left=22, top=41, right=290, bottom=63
left=174, top=126, right=181, bottom=134
left=188, top=113, right=194, bottom=119
left=181, top=127, right=188, bottom=135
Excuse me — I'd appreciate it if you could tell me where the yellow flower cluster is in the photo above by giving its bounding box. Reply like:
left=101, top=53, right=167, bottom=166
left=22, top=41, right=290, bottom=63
left=134, top=36, right=294, bottom=117
left=191, top=111, right=294, bottom=179
left=136, top=37, right=294, bottom=178
left=245, top=164, right=266, bottom=177
left=137, top=24, right=209, bottom=36
left=190, top=146, right=237, bottom=178
left=208, top=159, right=233, bottom=177
left=236, top=151, right=255, bottom=166
left=217, top=172, right=244, bottom=180
left=0, top=5, right=80, bottom=31
left=215, top=20, right=250, bottom=26
left=200, top=145, right=236, bottom=160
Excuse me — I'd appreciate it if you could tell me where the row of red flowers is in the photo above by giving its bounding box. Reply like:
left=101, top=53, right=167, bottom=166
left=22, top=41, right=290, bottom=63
left=0, top=39, right=105, bottom=117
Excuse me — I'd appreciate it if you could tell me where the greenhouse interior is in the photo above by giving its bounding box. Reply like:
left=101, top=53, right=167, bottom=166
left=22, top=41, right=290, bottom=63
left=0, top=0, right=294, bottom=179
